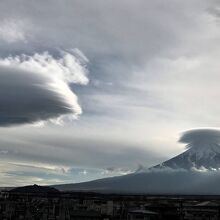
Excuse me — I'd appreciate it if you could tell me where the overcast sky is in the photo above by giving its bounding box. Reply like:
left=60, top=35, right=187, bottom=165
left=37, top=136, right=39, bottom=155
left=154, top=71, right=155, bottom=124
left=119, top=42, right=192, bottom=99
left=0, top=0, right=220, bottom=186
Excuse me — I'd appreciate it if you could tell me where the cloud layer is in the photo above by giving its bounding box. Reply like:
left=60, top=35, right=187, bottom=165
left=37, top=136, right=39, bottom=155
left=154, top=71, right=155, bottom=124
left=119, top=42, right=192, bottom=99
left=0, top=50, right=88, bottom=126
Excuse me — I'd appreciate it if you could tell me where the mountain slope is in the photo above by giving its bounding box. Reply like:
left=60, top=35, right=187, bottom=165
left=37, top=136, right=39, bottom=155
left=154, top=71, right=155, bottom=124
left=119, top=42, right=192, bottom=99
left=54, top=130, right=220, bottom=194
left=54, top=170, right=220, bottom=194
left=153, top=143, right=220, bottom=170
left=54, top=142, right=220, bottom=194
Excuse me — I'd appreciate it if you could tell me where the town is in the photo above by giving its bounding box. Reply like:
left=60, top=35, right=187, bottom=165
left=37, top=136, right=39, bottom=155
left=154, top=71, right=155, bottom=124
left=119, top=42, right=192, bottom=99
left=0, top=185, right=219, bottom=219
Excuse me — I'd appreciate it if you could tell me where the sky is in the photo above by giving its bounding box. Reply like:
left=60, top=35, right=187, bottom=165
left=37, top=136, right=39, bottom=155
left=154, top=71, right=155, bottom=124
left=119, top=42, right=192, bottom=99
left=1, top=0, right=220, bottom=186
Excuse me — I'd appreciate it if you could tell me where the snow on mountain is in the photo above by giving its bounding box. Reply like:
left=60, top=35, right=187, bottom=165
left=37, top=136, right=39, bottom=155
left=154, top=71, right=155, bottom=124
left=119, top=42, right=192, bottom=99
left=153, top=142, right=220, bottom=170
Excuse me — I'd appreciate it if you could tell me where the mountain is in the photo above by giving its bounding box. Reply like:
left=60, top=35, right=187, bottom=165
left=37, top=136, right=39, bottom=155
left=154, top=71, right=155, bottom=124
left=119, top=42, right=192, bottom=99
left=54, top=170, right=220, bottom=194
left=54, top=138, right=220, bottom=194
left=153, top=142, right=220, bottom=170
left=11, top=184, right=60, bottom=194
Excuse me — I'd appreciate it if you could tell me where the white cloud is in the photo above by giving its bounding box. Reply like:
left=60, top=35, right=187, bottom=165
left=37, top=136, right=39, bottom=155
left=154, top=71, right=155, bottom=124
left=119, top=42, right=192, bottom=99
left=0, top=19, right=27, bottom=43
left=0, top=49, right=89, bottom=126
left=0, top=50, right=89, bottom=85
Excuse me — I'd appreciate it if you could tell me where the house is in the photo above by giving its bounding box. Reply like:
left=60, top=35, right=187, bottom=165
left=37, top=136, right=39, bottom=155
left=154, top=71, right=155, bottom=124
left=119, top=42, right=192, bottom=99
left=128, top=209, right=159, bottom=220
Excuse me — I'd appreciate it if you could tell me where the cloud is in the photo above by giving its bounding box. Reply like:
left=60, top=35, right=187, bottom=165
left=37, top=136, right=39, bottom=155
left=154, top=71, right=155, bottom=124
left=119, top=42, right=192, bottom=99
left=0, top=19, right=27, bottom=43
left=179, top=128, right=220, bottom=149
left=0, top=50, right=89, bottom=126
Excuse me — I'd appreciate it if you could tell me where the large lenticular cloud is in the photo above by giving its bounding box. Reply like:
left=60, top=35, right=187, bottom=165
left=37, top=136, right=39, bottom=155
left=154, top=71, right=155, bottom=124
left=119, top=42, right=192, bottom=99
left=179, top=128, right=220, bottom=149
left=0, top=49, right=89, bottom=126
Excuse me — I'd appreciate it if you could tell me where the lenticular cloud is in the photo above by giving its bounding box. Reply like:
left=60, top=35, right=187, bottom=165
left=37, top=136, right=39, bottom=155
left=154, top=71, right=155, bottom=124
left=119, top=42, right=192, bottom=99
left=0, top=49, right=89, bottom=126
left=179, top=128, right=220, bottom=149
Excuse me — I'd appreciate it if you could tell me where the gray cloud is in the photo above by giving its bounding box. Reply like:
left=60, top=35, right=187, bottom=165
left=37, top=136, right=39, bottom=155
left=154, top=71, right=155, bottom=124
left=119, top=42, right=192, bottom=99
left=0, top=67, right=71, bottom=126
left=0, top=50, right=88, bottom=126
left=0, top=127, right=161, bottom=169
left=179, top=128, right=220, bottom=149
